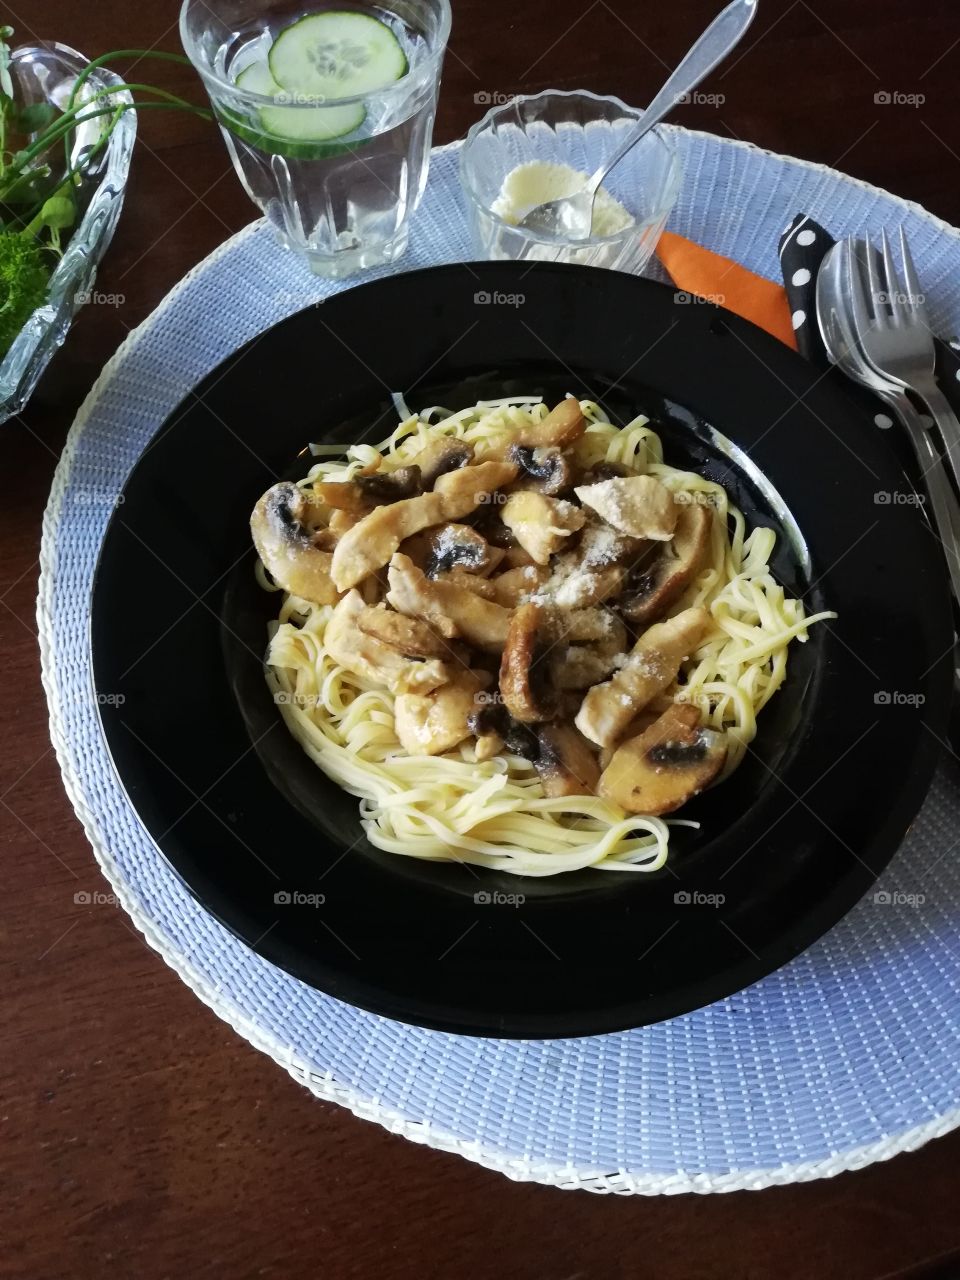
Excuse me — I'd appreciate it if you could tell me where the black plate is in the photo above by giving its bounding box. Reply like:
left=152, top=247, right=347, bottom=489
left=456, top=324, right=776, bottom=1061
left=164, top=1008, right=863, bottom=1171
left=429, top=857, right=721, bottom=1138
left=91, top=261, right=952, bottom=1038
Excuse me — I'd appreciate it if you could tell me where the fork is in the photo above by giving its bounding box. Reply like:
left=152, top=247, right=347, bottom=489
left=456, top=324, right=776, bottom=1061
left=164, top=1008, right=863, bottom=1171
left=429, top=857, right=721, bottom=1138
left=846, top=227, right=960, bottom=496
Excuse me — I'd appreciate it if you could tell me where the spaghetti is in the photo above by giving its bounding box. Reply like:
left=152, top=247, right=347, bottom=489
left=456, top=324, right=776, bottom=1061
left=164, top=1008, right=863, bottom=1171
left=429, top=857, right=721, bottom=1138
left=259, top=397, right=834, bottom=876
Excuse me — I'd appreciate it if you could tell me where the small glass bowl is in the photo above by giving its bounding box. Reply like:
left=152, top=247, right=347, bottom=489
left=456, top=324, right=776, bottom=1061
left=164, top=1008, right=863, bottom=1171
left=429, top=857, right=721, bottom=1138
left=459, top=89, right=681, bottom=271
left=0, top=43, right=136, bottom=424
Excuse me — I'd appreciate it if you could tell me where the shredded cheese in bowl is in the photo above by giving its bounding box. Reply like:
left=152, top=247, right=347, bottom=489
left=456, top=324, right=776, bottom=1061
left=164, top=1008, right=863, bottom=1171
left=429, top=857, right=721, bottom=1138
left=490, top=161, right=634, bottom=238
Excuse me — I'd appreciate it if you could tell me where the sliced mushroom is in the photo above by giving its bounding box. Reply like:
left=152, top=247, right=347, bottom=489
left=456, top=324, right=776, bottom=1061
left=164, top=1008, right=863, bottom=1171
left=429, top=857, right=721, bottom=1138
left=599, top=703, right=727, bottom=815
left=508, top=444, right=576, bottom=496
left=575, top=607, right=711, bottom=747
left=423, top=524, right=505, bottom=578
left=316, top=465, right=421, bottom=514
left=331, top=459, right=517, bottom=590
left=409, top=437, right=474, bottom=488
left=324, top=591, right=450, bottom=694
left=501, top=492, right=586, bottom=565
left=574, top=475, right=678, bottom=541
left=535, top=556, right=625, bottom=609
left=251, top=481, right=339, bottom=605
left=577, top=518, right=647, bottom=569
left=501, top=545, right=536, bottom=568
left=581, top=460, right=636, bottom=483
left=467, top=699, right=508, bottom=741
left=620, top=502, right=713, bottom=628
left=535, top=723, right=600, bottom=798
left=498, top=603, right=558, bottom=723
left=490, top=563, right=550, bottom=607
left=386, top=553, right=511, bottom=652
left=548, top=611, right=629, bottom=690
left=394, top=671, right=487, bottom=756
left=471, top=508, right=518, bottom=550
left=517, top=398, right=585, bottom=449
left=357, top=605, right=453, bottom=659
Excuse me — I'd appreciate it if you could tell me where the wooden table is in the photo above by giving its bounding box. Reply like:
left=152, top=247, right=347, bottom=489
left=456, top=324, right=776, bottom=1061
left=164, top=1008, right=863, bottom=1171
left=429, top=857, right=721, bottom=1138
left=4, top=1, right=960, bottom=1275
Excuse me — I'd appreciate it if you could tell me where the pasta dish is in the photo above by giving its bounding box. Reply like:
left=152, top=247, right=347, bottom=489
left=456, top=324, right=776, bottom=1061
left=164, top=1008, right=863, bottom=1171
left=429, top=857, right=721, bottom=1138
left=250, top=395, right=833, bottom=876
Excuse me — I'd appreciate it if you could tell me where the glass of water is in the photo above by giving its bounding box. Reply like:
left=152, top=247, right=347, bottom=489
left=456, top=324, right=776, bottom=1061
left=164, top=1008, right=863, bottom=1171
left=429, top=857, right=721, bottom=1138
left=180, top=0, right=452, bottom=278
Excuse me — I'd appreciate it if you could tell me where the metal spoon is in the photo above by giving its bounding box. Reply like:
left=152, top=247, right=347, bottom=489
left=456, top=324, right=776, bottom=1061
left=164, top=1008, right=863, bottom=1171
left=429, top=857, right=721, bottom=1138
left=517, top=0, right=758, bottom=241
left=816, top=239, right=960, bottom=602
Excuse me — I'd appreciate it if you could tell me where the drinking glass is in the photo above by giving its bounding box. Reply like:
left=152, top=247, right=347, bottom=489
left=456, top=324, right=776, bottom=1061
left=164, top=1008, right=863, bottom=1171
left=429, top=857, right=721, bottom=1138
left=180, top=0, right=452, bottom=278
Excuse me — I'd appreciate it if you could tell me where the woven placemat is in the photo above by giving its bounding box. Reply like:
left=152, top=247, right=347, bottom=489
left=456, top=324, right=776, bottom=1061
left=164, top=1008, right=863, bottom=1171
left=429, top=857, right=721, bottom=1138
left=38, top=132, right=960, bottom=1194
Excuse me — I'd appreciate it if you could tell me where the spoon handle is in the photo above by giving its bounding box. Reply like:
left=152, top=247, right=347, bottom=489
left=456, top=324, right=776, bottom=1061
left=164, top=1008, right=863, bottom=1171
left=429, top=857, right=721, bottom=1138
left=589, top=0, right=758, bottom=192
left=882, top=388, right=960, bottom=603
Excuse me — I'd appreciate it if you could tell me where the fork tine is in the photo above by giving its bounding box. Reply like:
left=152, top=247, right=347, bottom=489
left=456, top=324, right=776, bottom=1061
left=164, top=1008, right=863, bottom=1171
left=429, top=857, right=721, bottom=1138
left=863, top=235, right=885, bottom=324
left=899, top=224, right=926, bottom=324
left=880, top=228, right=904, bottom=327
left=843, top=238, right=874, bottom=343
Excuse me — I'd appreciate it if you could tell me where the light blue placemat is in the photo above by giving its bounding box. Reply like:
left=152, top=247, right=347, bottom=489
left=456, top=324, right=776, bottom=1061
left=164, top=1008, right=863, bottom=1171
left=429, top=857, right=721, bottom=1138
left=39, top=132, right=960, bottom=1193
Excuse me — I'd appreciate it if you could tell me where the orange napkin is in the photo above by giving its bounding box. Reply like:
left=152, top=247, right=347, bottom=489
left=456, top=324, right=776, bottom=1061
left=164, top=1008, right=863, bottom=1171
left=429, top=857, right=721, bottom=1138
left=656, top=230, right=798, bottom=351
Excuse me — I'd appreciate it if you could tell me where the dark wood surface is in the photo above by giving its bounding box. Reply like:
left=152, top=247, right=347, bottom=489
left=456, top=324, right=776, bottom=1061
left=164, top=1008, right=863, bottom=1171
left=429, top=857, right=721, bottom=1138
left=4, top=1, right=960, bottom=1276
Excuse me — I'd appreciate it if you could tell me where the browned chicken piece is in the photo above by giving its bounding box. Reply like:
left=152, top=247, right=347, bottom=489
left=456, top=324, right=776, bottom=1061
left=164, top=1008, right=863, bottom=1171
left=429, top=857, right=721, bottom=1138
left=441, top=569, right=498, bottom=600
left=433, top=458, right=518, bottom=508
left=599, top=703, right=727, bottom=815
left=357, top=575, right=383, bottom=606
left=501, top=546, right=536, bottom=569
left=324, top=591, right=450, bottom=694
left=620, top=502, right=714, bottom=628
left=408, top=436, right=475, bottom=487
left=386, top=553, right=511, bottom=652
left=501, top=492, right=586, bottom=565
left=508, top=444, right=576, bottom=496
left=490, top=563, right=550, bottom=607
left=423, top=523, right=505, bottom=578
left=250, top=482, right=340, bottom=606
left=499, top=603, right=559, bottom=723
left=575, top=607, right=711, bottom=747
left=315, top=465, right=421, bottom=514
left=474, top=729, right=505, bottom=762
left=393, top=671, right=488, bottom=756
left=516, top=398, right=586, bottom=449
left=561, top=608, right=628, bottom=647
left=574, top=474, right=678, bottom=541
left=328, top=508, right=358, bottom=535
left=535, top=723, right=601, bottom=798
left=357, top=605, right=453, bottom=659
left=551, top=647, right=622, bottom=690
left=330, top=460, right=517, bottom=590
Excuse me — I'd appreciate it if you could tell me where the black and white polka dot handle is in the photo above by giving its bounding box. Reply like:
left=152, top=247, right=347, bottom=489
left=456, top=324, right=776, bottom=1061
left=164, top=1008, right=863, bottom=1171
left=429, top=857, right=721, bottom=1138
left=778, top=214, right=960, bottom=427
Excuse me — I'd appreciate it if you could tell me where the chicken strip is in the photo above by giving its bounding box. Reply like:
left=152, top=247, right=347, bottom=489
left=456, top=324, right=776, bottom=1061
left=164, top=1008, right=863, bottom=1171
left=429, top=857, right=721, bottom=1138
left=575, top=607, right=711, bottom=747
left=574, top=475, right=678, bottom=541
left=330, top=460, right=517, bottom=591
left=386, top=553, right=512, bottom=652
left=393, top=671, right=486, bottom=756
left=323, top=591, right=450, bottom=694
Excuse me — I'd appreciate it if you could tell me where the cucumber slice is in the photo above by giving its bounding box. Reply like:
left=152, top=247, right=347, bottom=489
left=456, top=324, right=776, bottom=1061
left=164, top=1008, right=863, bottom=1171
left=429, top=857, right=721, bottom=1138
left=268, top=11, right=407, bottom=99
left=236, top=61, right=281, bottom=94
left=236, top=58, right=365, bottom=143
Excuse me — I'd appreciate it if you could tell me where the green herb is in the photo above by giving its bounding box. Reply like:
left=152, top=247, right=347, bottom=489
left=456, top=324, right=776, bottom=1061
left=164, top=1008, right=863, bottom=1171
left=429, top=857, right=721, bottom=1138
left=0, top=233, right=48, bottom=353
left=0, top=29, right=212, bottom=360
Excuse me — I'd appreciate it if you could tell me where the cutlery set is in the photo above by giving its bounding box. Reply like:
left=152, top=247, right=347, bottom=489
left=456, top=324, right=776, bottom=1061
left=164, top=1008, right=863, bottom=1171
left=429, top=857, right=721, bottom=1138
left=815, top=228, right=960, bottom=600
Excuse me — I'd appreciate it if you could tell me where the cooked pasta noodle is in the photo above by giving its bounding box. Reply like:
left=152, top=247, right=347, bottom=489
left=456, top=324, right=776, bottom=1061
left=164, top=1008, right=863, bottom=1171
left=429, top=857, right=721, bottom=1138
left=261, top=396, right=835, bottom=876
